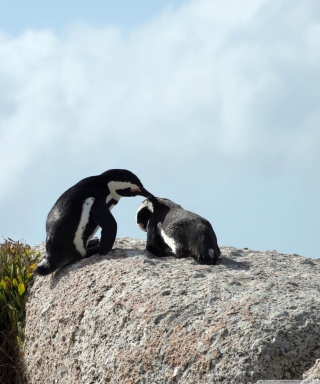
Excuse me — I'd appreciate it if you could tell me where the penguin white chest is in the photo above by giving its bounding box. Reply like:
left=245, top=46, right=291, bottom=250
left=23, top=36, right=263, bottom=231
left=157, top=223, right=177, bottom=254
left=74, top=197, right=95, bottom=256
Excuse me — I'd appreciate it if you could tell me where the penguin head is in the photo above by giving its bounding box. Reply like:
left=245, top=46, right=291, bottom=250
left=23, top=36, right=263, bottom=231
left=101, top=169, right=154, bottom=199
left=136, top=197, right=158, bottom=232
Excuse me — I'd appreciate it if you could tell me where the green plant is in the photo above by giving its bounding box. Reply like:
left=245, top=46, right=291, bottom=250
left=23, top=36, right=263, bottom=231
left=0, top=238, right=40, bottom=384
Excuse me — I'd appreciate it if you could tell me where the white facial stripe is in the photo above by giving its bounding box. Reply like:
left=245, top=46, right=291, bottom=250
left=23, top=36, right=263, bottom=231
left=108, top=181, right=140, bottom=199
left=106, top=193, right=119, bottom=204
left=160, top=227, right=177, bottom=254
left=136, top=199, right=153, bottom=214
left=106, top=192, right=119, bottom=212
left=136, top=199, right=154, bottom=226
left=136, top=200, right=147, bottom=219
left=74, top=197, right=95, bottom=256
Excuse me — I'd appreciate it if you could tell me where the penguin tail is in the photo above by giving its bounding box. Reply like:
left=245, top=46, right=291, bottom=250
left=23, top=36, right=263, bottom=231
left=207, top=249, right=216, bottom=265
left=207, top=243, right=220, bottom=263
left=33, top=258, right=56, bottom=276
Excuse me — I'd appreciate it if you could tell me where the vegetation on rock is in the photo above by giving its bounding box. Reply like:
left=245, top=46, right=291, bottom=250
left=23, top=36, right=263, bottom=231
left=0, top=239, right=39, bottom=384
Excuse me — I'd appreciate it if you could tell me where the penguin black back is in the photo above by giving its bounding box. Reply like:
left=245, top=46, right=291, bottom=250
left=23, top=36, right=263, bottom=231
left=34, top=169, right=153, bottom=275
left=136, top=197, right=220, bottom=265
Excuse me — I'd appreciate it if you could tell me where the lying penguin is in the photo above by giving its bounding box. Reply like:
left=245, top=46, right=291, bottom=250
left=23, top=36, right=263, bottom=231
left=34, top=169, right=154, bottom=275
left=136, top=197, right=220, bottom=265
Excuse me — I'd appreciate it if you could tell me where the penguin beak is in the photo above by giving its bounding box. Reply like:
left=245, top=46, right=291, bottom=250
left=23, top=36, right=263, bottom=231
left=129, top=187, right=154, bottom=198
left=139, top=188, right=154, bottom=198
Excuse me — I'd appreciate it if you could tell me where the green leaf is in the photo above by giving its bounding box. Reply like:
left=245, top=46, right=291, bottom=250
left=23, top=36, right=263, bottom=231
left=0, top=239, right=41, bottom=351
left=12, top=292, right=22, bottom=308
left=0, top=290, right=7, bottom=302
left=18, top=283, right=25, bottom=296
left=0, top=280, right=8, bottom=291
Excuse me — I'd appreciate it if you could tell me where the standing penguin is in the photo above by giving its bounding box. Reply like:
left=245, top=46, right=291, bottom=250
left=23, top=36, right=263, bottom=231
left=34, top=169, right=154, bottom=275
left=136, top=197, right=220, bottom=265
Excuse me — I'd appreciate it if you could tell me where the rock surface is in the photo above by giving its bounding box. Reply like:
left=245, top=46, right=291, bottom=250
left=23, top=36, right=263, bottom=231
left=23, top=238, right=320, bottom=384
left=303, top=358, right=320, bottom=381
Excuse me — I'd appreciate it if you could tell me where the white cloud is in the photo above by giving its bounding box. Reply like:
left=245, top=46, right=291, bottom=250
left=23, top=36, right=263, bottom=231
left=0, top=0, right=319, bottom=201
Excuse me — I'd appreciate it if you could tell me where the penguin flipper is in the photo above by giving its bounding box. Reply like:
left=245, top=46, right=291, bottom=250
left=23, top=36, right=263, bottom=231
left=146, top=227, right=165, bottom=257
left=91, top=201, right=117, bottom=255
left=146, top=244, right=165, bottom=257
left=84, top=238, right=100, bottom=258
left=85, top=244, right=100, bottom=258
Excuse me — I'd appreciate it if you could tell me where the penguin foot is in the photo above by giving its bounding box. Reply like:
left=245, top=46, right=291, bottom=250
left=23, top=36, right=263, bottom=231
left=33, top=259, right=56, bottom=276
left=87, top=238, right=100, bottom=248
left=194, top=250, right=218, bottom=265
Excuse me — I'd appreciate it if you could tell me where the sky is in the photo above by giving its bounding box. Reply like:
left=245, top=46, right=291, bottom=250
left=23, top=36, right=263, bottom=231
left=0, top=0, right=319, bottom=258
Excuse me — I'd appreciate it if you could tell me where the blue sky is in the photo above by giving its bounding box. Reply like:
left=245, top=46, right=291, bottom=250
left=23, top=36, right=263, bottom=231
left=0, top=0, right=319, bottom=258
left=0, top=1, right=186, bottom=35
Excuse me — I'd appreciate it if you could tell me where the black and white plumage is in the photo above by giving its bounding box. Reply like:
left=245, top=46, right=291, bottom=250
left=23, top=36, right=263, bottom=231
left=34, top=169, right=153, bottom=275
left=136, top=197, right=220, bottom=265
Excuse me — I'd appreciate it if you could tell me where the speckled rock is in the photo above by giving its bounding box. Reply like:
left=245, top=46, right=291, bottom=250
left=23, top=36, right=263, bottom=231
left=23, top=238, right=320, bottom=384
left=302, top=358, right=320, bottom=381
